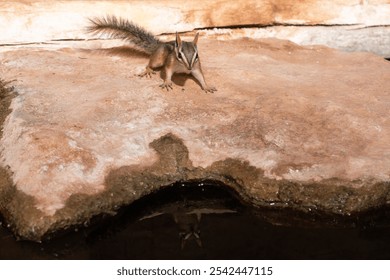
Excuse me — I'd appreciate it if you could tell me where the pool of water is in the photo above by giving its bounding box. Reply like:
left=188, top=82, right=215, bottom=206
left=1, top=181, right=390, bottom=259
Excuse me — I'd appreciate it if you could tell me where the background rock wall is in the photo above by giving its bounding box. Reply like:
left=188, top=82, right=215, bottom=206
left=1, top=0, right=390, bottom=57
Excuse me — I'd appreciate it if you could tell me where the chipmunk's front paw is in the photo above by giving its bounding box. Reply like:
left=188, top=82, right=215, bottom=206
left=159, top=81, right=173, bottom=91
left=203, top=86, right=217, bottom=93
left=138, top=67, right=156, bottom=78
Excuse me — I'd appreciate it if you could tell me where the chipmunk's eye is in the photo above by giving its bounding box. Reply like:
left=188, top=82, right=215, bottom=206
left=178, top=52, right=183, bottom=59
left=195, top=53, right=199, bottom=61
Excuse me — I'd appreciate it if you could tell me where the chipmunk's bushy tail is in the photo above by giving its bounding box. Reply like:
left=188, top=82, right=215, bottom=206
left=87, top=15, right=162, bottom=55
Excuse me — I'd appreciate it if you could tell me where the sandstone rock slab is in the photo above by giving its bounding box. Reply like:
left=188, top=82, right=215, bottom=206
left=212, top=26, right=390, bottom=58
left=0, top=37, right=389, bottom=240
left=2, top=1, right=390, bottom=59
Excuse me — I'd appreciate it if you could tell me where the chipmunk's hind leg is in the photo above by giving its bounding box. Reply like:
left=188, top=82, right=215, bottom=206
left=138, top=44, right=171, bottom=78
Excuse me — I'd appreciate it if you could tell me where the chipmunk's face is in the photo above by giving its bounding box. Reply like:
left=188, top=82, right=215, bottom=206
left=175, top=33, right=199, bottom=70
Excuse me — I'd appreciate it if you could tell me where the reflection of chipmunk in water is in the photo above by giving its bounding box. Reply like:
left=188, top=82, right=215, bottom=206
left=173, top=212, right=202, bottom=249
left=140, top=207, right=235, bottom=250
left=88, top=16, right=217, bottom=93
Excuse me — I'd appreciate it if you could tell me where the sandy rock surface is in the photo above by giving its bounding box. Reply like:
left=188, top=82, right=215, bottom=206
left=0, top=37, right=389, bottom=240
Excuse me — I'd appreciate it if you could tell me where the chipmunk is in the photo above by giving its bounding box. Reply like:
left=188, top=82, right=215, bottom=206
left=88, top=16, right=217, bottom=93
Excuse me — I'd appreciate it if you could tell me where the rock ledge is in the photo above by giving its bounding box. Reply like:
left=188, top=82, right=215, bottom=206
left=0, top=37, right=389, bottom=240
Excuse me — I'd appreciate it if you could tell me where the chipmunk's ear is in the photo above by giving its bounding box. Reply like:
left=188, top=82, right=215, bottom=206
left=175, top=32, right=182, bottom=48
left=193, top=32, right=199, bottom=46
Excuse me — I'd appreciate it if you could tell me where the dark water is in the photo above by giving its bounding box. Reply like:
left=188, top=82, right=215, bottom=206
left=1, top=181, right=390, bottom=260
